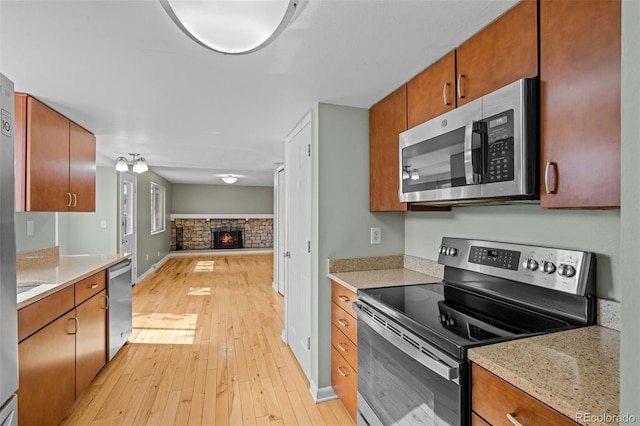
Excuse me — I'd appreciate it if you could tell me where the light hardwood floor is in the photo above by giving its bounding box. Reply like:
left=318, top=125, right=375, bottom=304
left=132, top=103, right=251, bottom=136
left=61, top=254, right=353, bottom=426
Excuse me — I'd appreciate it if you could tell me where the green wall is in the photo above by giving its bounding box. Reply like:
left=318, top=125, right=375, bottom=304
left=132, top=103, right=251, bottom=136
left=172, top=184, right=273, bottom=214
left=312, top=103, right=405, bottom=391
left=58, top=167, right=118, bottom=255
left=405, top=206, right=620, bottom=300
left=15, top=212, right=56, bottom=254
left=136, top=170, right=173, bottom=278
left=620, top=0, right=640, bottom=417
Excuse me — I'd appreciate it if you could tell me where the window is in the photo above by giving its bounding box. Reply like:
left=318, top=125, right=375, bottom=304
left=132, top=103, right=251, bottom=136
left=151, top=182, right=166, bottom=234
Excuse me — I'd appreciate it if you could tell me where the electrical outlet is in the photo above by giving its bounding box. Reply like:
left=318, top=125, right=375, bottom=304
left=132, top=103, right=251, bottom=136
left=100, top=220, right=107, bottom=229
left=146, top=254, right=149, bottom=260
left=26, top=221, right=34, bottom=236
left=370, top=227, right=381, bottom=245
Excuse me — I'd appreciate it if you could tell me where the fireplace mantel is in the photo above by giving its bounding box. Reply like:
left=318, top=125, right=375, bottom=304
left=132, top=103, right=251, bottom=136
left=171, top=214, right=273, bottom=220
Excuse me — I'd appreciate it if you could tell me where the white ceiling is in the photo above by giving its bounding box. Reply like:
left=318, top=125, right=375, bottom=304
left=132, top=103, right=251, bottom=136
left=0, top=0, right=518, bottom=187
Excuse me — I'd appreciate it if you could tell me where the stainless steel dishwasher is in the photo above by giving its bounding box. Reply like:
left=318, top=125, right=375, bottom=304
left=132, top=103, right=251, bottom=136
left=108, top=259, right=133, bottom=360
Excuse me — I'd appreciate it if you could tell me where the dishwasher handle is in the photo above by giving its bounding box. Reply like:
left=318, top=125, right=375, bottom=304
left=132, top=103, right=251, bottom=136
left=109, top=259, right=132, bottom=279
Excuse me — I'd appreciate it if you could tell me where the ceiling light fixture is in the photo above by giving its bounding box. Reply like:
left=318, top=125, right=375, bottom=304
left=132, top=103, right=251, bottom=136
left=221, top=175, right=238, bottom=184
left=115, top=153, right=148, bottom=174
left=159, top=0, right=299, bottom=55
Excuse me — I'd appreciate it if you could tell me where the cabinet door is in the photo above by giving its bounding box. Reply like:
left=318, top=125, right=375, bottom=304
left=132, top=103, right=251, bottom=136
left=26, top=96, right=71, bottom=211
left=407, top=51, right=456, bottom=128
left=540, top=0, right=620, bottom=208
left=18, top=310, right=76, bottom=426
left=456, top=0, right=538, bottom=106
left=69, top=122, right=96, bottom=212
left=76, top=289, right=108, bottom=396
left=370, top=85, right=408, bottom=212
left=14, top=94, right=27, bottom=212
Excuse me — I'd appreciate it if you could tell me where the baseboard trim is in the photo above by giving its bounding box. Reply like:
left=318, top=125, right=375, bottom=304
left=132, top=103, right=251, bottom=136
left=136, top=254, right=171, bottom=283
left=309, top=381, right=337, bottom=403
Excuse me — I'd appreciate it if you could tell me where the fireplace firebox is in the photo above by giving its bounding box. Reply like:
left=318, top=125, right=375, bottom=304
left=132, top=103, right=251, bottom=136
left=212, top=229, right=244, bottom=249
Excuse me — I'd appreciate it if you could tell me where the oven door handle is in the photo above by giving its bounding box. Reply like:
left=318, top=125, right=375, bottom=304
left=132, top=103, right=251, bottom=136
left=355, top=303, right=459, bottom=382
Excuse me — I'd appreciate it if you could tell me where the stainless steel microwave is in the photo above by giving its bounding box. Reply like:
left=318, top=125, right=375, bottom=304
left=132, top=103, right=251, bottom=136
left=399, top=78, right=539, bottom=206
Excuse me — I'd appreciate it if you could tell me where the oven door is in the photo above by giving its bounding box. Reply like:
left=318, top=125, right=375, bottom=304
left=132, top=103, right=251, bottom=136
left=355, top=302, right=466, bottom=426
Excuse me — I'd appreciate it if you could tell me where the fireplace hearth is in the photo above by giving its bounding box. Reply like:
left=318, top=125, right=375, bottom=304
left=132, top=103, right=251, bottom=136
left=171, top=218, right=272, bottom=251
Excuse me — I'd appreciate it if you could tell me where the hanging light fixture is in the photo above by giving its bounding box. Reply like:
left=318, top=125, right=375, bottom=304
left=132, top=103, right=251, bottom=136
left=221, top=174, right=238, bottom=184
left=114, top=153, right=148, bottom=174
left=159, top=0, right=299, bottom=55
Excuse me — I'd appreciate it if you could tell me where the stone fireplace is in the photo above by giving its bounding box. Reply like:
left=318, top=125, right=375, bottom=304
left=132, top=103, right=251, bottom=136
left=171, top=217, right=272, bottom=251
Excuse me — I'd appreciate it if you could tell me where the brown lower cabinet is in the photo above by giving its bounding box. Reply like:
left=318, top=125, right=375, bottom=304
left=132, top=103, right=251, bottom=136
left=330, top=281, right=358, bottom=423
left=17, top=270, right=108, bottom=426
left=18, top=310, right=77, bottom=426
left=471, top=363, right=578, bottom=426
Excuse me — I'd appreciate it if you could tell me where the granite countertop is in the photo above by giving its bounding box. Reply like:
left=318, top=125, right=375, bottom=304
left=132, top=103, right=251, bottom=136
left=468, top=326, right=620, bottom=426
left=17, top=253, right=130, bottom=309
left=329, top=268, right=441, bottom=293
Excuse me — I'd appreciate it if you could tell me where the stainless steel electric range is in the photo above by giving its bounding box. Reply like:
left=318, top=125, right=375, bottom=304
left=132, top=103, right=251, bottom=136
left=354, top=237, right=596, bottom=426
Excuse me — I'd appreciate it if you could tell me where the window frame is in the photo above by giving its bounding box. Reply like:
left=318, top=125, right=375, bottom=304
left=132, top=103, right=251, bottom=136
left=150, top=182, right=166, bottom=235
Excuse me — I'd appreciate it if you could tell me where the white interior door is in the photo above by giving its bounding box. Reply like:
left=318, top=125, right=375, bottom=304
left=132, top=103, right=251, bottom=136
left=119, top=172, right=137, bottom=282
left=275, top=165, right=286, bottom=295
left=284, top=115, right=312, bottom=379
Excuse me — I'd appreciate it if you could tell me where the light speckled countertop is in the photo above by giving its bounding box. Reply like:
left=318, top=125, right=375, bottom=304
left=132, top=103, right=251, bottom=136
left=469, top=326, right=620, bottom=426
left=17, top=254, right=130, bottom=309
left=329, top=268, right=441, bottom=293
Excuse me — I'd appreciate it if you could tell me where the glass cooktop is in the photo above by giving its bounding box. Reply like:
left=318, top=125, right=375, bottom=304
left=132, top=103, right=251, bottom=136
left=358, top=283, right=570, bottom=358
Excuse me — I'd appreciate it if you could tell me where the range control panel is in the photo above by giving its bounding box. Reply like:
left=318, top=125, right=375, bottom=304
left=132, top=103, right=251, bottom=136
left=438, top=237, right=594, bottom=296
left=469, top=246, right=520, bottom=271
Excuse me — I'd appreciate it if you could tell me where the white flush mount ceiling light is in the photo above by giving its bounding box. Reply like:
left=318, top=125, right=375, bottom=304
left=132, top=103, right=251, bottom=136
left=221, top=174, right=238, bottom=184
left=115, top=153, right=149, bottom=174
left=159, top=0, right=299, bottom=55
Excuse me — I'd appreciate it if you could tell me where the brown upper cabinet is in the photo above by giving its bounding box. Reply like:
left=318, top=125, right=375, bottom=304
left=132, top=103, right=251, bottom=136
left=371, top=0, right=537, bottom=212
left=455, top=0, right=538, bottom=107
left=15, top=94, right=96, bottom=212
left=370, top=85, right=409, bottom=212
left=407, top=0, right=538, bottom=127
left=539, top=0, right=621, bottom=208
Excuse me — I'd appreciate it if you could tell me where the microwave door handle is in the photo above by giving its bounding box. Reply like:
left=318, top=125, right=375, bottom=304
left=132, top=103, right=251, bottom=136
left=464, top=121, right=477, bottom=184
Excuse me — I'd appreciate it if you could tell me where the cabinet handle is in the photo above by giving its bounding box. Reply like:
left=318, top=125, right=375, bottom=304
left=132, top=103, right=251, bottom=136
left=337, top=319, right=349, bottom=327
left=72, top=193, right=78, bottom=207
left=104, top=295, right=110, bottom=310
left=337, top=366, right=348, bottom=377
left=443, top=82, right=451, bottom=106
left=70, top=317, right=79, bottom=334
left=506, top=413, right=524, bottom=426
left=338, top=295, right=350, bottom=303
left=544, top=161, right=558, bottom=194
left=457, top=74, right=465, bottom=99
left=337, top=342, right=348, bottom=352
left=67, top=193, right=73, bottom=207
left=88, top=283, right=99, bottom=289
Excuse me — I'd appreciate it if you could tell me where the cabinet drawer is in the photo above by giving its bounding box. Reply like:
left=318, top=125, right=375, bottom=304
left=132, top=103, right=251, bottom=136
left=331, top=280, right=357, bottom=319
left=472, top=364, right=578, bottom=426
left=331, top=324, right=357, bottom=372
left=331, top=346, right=357, bottom=423
left=331, top=302, right=357, bottom=345
left=471, top=412, right=491, bottom=426
left=75, top=270, right=106, bottom=305
left=18, top=285, right=74, bottom=342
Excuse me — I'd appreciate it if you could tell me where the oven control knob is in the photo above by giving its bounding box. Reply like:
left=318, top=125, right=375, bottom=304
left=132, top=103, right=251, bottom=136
left=446, top=247, right=458, bottom=257
left=557, top=264, right=576, bottom=278
left=522, top=258, right=538, bottom=271
left=541, top=261, right=556, bottom=274
left=439, top=246, right=449, bottom=256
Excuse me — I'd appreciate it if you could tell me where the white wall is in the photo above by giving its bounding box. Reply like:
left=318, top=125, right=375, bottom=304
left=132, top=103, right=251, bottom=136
left=620, top=0, right=640, bottom=417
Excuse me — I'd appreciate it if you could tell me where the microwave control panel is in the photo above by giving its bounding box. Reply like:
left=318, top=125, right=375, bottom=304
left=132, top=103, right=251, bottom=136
left=484, top=109, right=514, bottom=183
